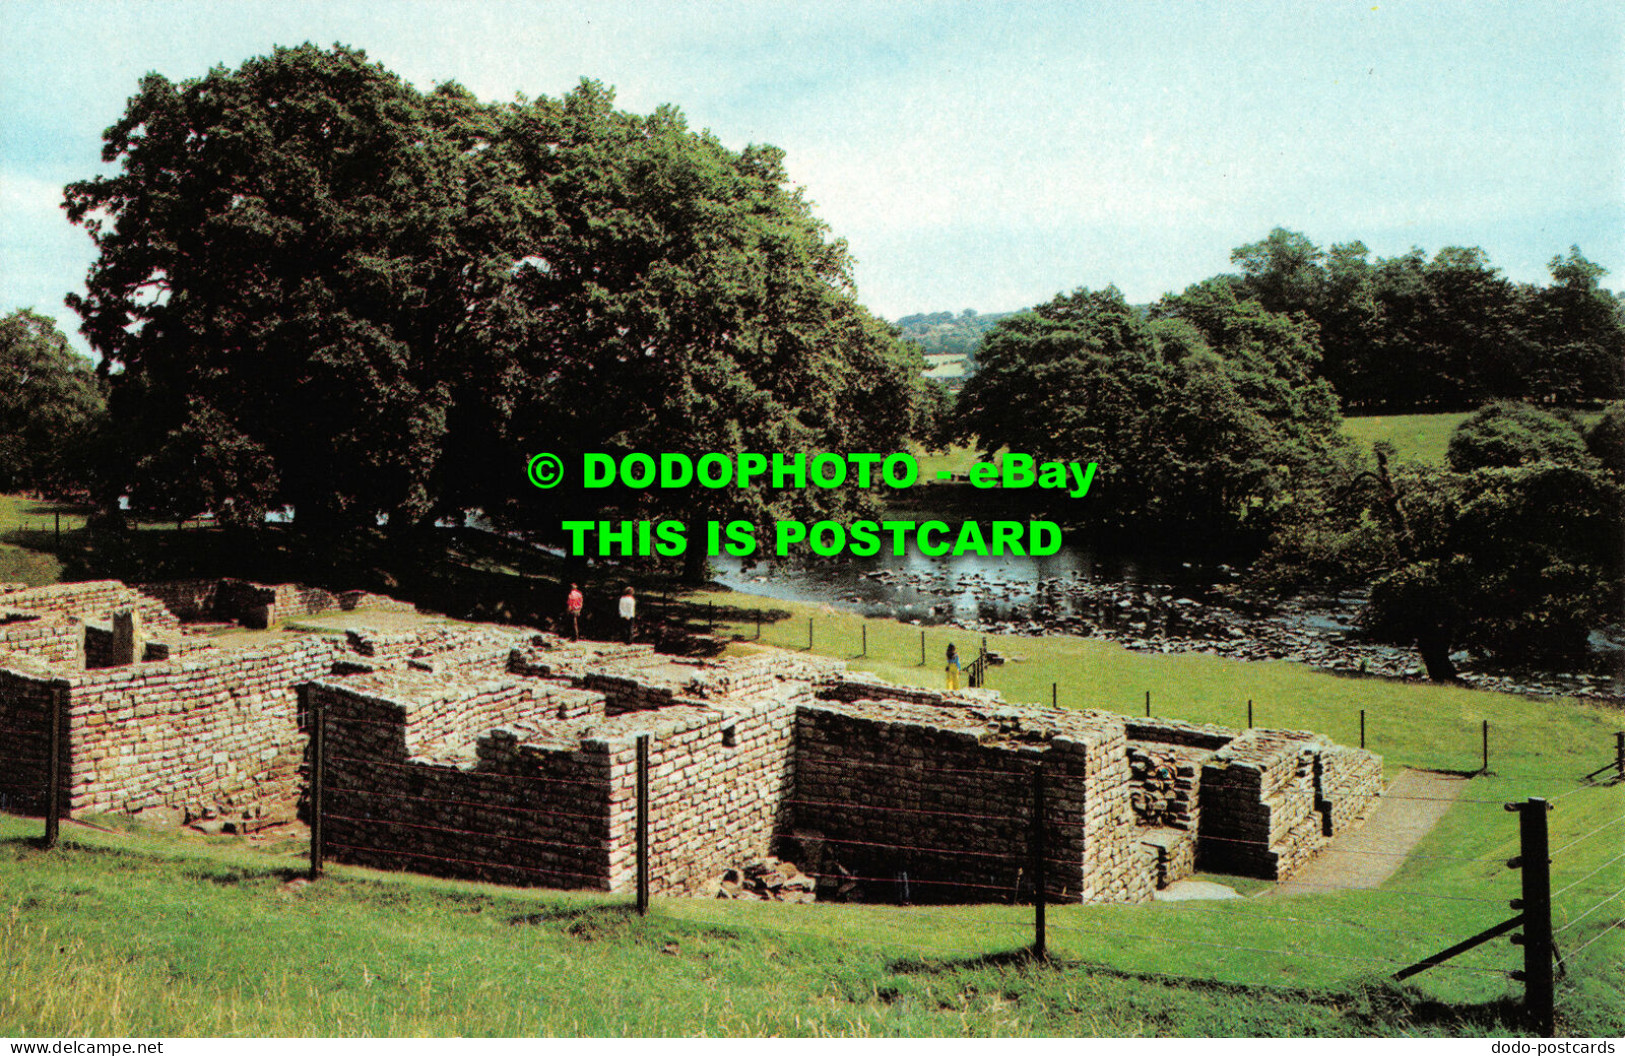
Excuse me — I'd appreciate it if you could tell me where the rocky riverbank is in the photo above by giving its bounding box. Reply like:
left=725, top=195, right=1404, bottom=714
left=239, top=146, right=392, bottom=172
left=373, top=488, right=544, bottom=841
left=849, top=566, right=1623, bottom=704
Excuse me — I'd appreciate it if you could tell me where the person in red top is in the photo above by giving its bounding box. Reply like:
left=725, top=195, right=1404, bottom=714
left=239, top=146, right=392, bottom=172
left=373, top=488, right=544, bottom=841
left=566, top=583, right=584, bottom=640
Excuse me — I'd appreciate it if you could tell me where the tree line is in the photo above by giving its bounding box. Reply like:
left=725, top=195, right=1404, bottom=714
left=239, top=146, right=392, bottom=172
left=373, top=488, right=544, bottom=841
left=948, top=280, right=1622, bottom=677
left=1216, top=228, right=1621, bottom=413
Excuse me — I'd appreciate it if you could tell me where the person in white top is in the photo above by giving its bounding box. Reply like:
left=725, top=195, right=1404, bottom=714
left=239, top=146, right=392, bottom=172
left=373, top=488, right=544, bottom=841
left=618, top=586, right=636, bottom=643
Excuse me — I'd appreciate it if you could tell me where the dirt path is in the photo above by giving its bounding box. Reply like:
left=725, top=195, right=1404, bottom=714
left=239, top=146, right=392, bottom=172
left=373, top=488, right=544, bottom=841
left=1267, top=769, right=1471, bottom=897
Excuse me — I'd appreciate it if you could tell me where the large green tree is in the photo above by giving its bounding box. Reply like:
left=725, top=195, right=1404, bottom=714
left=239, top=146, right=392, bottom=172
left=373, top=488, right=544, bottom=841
left=0, top=309, right=106, bottom=494
left=438, top=82, right=930, bottom=566
left=951, top=285, right=1343, bottom=547
left=1227, top=228, right=1623, bottom=412
left=1262, top=406, right=1622, bottom=677
left=65, top=44, right=485, bottom=531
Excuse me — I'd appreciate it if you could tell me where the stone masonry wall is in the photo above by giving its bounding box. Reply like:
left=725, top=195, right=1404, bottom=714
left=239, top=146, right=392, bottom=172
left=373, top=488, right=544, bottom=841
left=1196, top=730, right=1382, bottom=880
left=312, top=679, right=615, bottom=888
left=62, top=636, right=347, bottom=818
left=0, top=614, right=84, bottom=667
left=1317, top=744, right=1385, bottom=833
left=136, top=578, right=417, bottom=630
left=2, top=581, right=179, bottom=635
left=0, top=667, right=65, bottom=814
left=792, top=700, right=1148, bottom=904
left=604, top=696, right=802, bottom=895
left=133, top=579, right=222, bottom=622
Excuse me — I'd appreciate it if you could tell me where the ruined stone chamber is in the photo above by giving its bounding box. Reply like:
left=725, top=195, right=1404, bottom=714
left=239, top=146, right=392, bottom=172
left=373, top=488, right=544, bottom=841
left=0, top=578, right=419, bottom=826
left=0, top=578, right=1384, bottom=903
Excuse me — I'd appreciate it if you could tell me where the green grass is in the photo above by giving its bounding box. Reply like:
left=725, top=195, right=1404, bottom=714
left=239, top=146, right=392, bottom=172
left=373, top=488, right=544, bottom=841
left=1, top=495, right=1621, bottom=1035
left=698, top=588, right=1618, bottom=784
left=4, top=789, right=1619, bottom=1037
left=1341, top=410, right=1604, bottom=466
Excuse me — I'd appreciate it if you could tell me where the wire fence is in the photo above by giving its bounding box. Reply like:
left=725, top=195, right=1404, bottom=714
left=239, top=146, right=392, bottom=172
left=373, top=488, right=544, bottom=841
left=8, top=601, right=1620, bottom=1037
left=12, top=714, right=1619, bottom=1037
left=711, top=609, right=1624, bottom=789
left=269, top=709, right=1625, bottom=1034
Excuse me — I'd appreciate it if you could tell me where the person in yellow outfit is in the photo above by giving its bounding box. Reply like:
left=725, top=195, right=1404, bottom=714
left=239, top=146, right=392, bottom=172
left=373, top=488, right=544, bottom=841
left=945, top=642, right=960, bottom=690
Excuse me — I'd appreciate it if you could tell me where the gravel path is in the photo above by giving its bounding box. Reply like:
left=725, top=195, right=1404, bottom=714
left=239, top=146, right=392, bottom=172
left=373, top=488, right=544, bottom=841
left=1268, top=769, right=1470, bottom=897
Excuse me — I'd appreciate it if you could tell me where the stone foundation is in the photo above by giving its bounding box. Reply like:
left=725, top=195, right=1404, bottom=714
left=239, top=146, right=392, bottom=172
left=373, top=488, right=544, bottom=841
left=0, top=577, right=1384, bottom=899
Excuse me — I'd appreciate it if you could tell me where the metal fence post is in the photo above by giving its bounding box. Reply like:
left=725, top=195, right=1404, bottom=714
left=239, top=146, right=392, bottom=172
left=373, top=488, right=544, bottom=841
left=636, top=734, right=650, bottom=916
left=308, top=689, right=325, bottom=880
left=1615, top=731, right=1623, bottom=782
left=808, top=617, right=814, bottom=651
left=1513, top=798, right=1554, bottom=1037
left=43, top=682, right=66, bottom=849
left=1051, top=682, right=1057, bottom=708
left=1247, top=699, right=1253, bottom=728
left=756, top=609, right=762, bottom=641
left=1031, top=764, right=1047, bottom=959
left=1144, top=690, right=1151, bottom=718
left=862, top=623, right=867, bottom=658
left=920, top=630, right=925, bottom=666
left=1360, top=709, right=1366, bottom=750
left=1482, top=720, right=1490, bottom=774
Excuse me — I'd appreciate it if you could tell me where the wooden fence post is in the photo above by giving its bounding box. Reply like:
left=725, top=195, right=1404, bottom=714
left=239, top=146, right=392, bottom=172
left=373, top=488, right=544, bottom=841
left=1031, top=765, right=1047, bottom=959
left=308, top=688, right=325, bottom=880
left=43, top=682, right=66, bottom=849
left=1513, top=798, right=1554, bottom=1037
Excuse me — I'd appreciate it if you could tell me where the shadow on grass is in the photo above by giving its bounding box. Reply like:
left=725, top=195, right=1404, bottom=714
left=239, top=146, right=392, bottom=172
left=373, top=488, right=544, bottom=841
left=507, top=902, right=641, bottom=927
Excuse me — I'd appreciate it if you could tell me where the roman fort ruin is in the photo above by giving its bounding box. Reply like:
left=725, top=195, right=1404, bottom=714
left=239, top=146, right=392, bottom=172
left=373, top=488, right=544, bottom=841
left=0, top=577, right=1383, bottom=903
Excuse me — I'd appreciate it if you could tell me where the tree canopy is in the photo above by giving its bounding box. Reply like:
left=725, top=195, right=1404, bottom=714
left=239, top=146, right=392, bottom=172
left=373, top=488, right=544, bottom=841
left=950, top=285, right=1345, bottom=547
left=1228, top=228, right=1624, bottom=412
left=0, top=309, right=105, bottom=495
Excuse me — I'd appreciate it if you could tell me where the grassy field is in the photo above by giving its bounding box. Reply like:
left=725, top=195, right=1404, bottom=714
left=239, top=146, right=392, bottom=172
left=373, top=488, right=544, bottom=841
left=3, top=773, right=1620, bottom=1038
left=2, top=588, right=1622, bottom=1035
left=1, top=488, right=1621, bottom=1035
left=1342, top=413, right=1472, bottom=465
left=1341, top=410, right=1605, bottom=466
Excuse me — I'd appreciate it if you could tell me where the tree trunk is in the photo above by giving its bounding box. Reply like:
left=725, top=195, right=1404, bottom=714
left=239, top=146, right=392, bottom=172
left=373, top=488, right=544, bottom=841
left=682, top=547, right=710, bottom=585
left=1417, top=629, right=1460, bottom=683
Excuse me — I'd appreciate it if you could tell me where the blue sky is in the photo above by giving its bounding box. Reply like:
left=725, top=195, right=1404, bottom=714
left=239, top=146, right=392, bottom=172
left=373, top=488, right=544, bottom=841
left=2, top=0, right=1620, bottom=355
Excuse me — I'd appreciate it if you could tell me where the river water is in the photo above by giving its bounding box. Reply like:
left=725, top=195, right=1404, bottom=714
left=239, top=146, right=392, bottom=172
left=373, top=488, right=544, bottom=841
left=708, top=538, right=1621, bottom=702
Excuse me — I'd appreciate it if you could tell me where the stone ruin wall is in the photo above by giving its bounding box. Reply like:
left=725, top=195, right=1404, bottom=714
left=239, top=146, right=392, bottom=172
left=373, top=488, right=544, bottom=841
left=0, top=576, right=1386, bottom=900
left=0, top=580, right=181, bottom=635
left=136, top=578, right=419, bottom=630
left=0, top=667, right=64, bottom=815
left=613, top=698, right=801, bottom=895
left=0, top=615, right=84, bottom=667
left=791, top=699, right=1149, bottom=904
left=63, top=636, right=346, bottom=820
left=1196, top=730, right=1384, bottom=880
